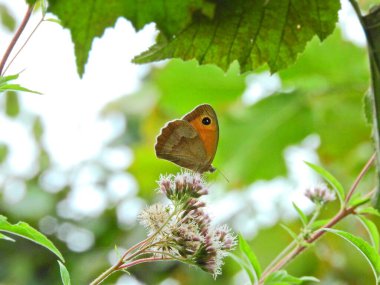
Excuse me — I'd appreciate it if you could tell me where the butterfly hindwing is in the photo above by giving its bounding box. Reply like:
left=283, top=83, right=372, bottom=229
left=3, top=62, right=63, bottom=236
left=155, top=120, right=208, bottom=171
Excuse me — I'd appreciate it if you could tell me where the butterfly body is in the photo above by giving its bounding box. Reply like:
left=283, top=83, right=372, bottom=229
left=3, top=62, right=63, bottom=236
left=155, top=104, right=219, bottom=173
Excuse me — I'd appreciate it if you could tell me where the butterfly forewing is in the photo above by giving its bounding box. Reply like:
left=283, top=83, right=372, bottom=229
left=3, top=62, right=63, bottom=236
left=182, top=104, right=219, bottom=166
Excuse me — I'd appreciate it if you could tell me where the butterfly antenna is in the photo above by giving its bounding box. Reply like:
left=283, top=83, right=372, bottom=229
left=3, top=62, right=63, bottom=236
left=216, top=168, right=230, bottom=183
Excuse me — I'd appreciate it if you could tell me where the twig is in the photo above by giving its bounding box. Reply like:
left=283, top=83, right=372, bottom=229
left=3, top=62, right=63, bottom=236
left=345, top=153, right=376, bottom=203
left=3, top=18, right=44, bottom=75
left=0, top=4, right=34, bottom=76
left=118, top=256, right=171, bottom=270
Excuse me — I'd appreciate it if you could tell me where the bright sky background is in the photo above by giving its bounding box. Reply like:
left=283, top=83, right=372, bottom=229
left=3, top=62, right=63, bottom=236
left=0, top=1, right=368, bottom=283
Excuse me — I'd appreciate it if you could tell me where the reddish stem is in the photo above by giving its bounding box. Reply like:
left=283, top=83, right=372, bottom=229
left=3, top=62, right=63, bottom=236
left=118, top=256, right=171, bottom=270
left=0, top=4, right=34, bottom=75
left=345, top=153, right=376, bottom=204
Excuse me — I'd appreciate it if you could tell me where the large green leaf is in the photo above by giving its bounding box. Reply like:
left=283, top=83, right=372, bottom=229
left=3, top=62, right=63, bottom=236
left=219, top=92, right=313, bottom=184
left=48, top=0, right=212, bottom=76
left=134, top=0, right=340, bottom=73
left=0, top=215, right=64, bottom=262
left=280, top=30, right=368, bottom=90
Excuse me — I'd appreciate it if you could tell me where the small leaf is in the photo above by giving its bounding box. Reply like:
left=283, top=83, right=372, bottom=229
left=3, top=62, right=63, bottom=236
left=0, top=74, right=42, bottom=94
left=0, top=74, right=18, bottom=84
left=357, top=216, right=380, bottom=252
left=292, top=202, right=308, bottom=226
left=5, top=91, right=20, bottom=117
left=33, top=117, right=44, bottom=142
left=45, top=18, right=62, bottom=25
left=239, top=234, right=262, bottom=279
left=0, top=232, right=15, bottom=242
left=0, top=83, right=42, bottom=94
left=229, top=253, right=256, bottom=285
left=304, top=161, right=345, bottom=206
left=358, top=207, right=380, bottom=217
left=264, top=270, right=319, bottom=284
left=0, top=143, right=8, bottom=164
left=311, top=219, right=330, bottom=230
left=58, top=261, right=71, bottom=285
left=324, top=228, right=380, bottom=282
left=0, top=215, right=64, bottom=261
left=280, top=224, right=298, bottom=241
left=350, top=196, right=371, bottom=208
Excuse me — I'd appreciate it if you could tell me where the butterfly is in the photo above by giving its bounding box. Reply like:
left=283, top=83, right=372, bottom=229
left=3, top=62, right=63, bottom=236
left=155, top=104, right=219, bottom=173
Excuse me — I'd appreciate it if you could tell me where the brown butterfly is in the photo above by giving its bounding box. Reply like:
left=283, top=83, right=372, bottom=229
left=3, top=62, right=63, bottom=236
left=155, top=104, right=219, bottom=173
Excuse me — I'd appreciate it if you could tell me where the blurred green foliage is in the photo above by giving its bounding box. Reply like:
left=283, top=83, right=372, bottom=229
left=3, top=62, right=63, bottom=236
left=0, top=15, right=377, bottom=285
left=0, top=4, right=16, bottom=32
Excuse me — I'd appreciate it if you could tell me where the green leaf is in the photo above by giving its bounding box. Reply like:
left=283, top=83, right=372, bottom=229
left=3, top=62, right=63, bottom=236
left=358, top=207, right=380, bottom=217
left=349, top=195, right=371, bottom=208
left=324, top=228, right=380, bottom=283
left=44, top=18, right=62, bottom=25
left=357, top=216, right=380, bottom=252
left=239, top=234, right=262, bottom=279
left=58, top=261, right=71, bottom=285
left=0, top=232, right=15, bottom=242
left=280, top=224, right=298, bottom=241
left=48, top=0, right=213, bottom=76
left=292, top=202, right=308, bottom=226
left=221, top=92, right=314, bottom=184
left=311, top=219, right=329, bottom=230
left=0, top=215, right=64, bottom=262
left=264, top=270, right=319, bottom=284
left=0, top=83, right=42, bottom=94
left=5, top=91, right=20, bottom=118
left=229, top=253, right=256, bottom=285
left=134, top=0, right=340, bottom=73
left=304, top=161, right=345, bottom=206
left=0, top=74, right=41, bottom=94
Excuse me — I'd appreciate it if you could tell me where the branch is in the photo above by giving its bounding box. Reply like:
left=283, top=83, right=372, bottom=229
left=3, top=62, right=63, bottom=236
left=259, top=153, right=375, bottom=283
left=0, top=4, right=34, bottom=76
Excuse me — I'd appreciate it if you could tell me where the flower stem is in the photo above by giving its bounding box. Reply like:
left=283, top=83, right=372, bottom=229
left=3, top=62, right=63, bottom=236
left=89, top=260, right=123, bottom=285
left=118, top=256, right=171, bottom=270
left=0, top=4, right=34, bottom=75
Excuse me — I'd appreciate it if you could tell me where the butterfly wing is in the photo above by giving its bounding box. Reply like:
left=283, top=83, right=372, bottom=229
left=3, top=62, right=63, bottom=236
left=182, top=104, right=219, bottom=169
left=155, top=120, right=208, bottom=172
